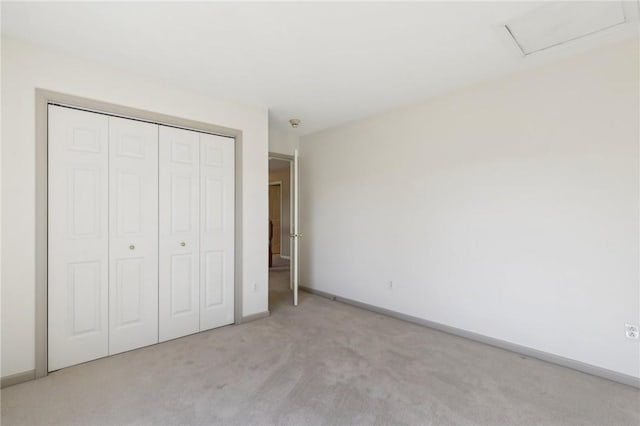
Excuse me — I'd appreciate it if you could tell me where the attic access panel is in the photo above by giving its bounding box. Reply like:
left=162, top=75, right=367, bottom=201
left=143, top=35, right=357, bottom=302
left=505, top=1, right=627, bottom=55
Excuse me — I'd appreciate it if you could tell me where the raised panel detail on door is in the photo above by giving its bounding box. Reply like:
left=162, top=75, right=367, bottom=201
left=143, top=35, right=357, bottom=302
left=68, top=168, right=101, bottom=238
left=68, top=260, right=103, bottom=336
left=116, top=171, right=142, bottom=235
left=200, top=133, right=235, bottom=331
left=204, top=177, right=224, bottom=231
left=171, top=174, right=195, bottom=233
left=170, top=254, right=195, bottom=315
left=70, top=127, right=101, bottom=152
left=48, top=105, right=109, bottom=371
left=159, top=126, right=200, bottom=342
left=108, top=116, right=159, bottom=356
left=171, top=141, right=196, bottom=164
left=117, top=134, right=145, bottom=158
left=203, top=144, right=223, bottom=166
left=204, top=250, right=224, bottom=307
left=114, top=258, right=144, bottom=326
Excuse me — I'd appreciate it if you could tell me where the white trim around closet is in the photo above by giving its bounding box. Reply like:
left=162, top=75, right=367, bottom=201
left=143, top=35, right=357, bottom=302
left=34, top=89, right=249, bottom=380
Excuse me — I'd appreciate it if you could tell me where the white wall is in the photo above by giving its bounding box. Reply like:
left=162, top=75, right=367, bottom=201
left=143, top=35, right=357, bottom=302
left=268, top=116, right=299, bottom=156
left=1, top=37, right=269, bottom=378
left=300, top=39, right=639, bottom=378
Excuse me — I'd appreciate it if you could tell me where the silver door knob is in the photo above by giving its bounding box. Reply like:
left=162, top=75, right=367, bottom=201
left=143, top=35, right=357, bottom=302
left=129, top=245, right=135, bottom=250
left=180, top=242, right=186, bottom=247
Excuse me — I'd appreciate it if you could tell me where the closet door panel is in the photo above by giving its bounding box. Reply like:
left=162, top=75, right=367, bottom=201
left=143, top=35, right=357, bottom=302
left=48, top=105, right=109, bottom=371
left=108, top=116, right=159, bottom=355
left=200, top=134, right=235, bottom=330
left=159, top=126, right=200, bottom=342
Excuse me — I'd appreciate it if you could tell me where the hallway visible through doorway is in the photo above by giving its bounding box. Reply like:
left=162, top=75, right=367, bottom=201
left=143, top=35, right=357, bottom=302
left=268, top=255, right=290, bottom=313
left=268, top=153, right=297, bottom=307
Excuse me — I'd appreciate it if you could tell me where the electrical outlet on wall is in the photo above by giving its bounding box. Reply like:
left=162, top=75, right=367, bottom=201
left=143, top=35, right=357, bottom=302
left=252, top=282, right=258, bottom=293
left=388, top=280, right=393, bottom=290
left=625, top=323, right=639, bottom=339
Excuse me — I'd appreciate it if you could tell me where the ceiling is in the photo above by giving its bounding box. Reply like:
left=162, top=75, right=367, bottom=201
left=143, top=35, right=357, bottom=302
left=2, top=1, right=638, bottom=135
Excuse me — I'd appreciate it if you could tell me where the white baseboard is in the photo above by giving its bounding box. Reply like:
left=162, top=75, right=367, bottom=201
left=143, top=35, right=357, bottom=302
left=241, top=310, right=270, bottom=324
left=1, top=369, right=36, bottom=388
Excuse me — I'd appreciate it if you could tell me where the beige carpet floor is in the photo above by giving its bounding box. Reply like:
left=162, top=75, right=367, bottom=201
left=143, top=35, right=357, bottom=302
left=1, top=258, right=638, bottom=425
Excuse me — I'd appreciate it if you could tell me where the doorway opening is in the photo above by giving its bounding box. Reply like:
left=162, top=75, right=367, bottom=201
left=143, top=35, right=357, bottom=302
left=268, top=152, right=298, bottom=310
left=269, top=181, right=283, bottom=263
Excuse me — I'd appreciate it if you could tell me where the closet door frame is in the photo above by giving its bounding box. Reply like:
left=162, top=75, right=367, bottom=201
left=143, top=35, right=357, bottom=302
left=35, top=89, right=245, bottom=379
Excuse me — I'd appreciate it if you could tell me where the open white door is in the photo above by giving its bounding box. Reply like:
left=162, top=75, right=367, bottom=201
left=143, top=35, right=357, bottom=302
left=292, top=149, right=300, bottom=306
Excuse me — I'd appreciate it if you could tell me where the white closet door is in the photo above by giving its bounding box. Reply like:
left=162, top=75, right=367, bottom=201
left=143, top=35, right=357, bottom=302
left=158, top=126, right=200, bottom=342
left=48, top=105, right=109, bottom=371
left=199, top=134, right=235, bottom=330
left=108, top=117, right=159, bottom=355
